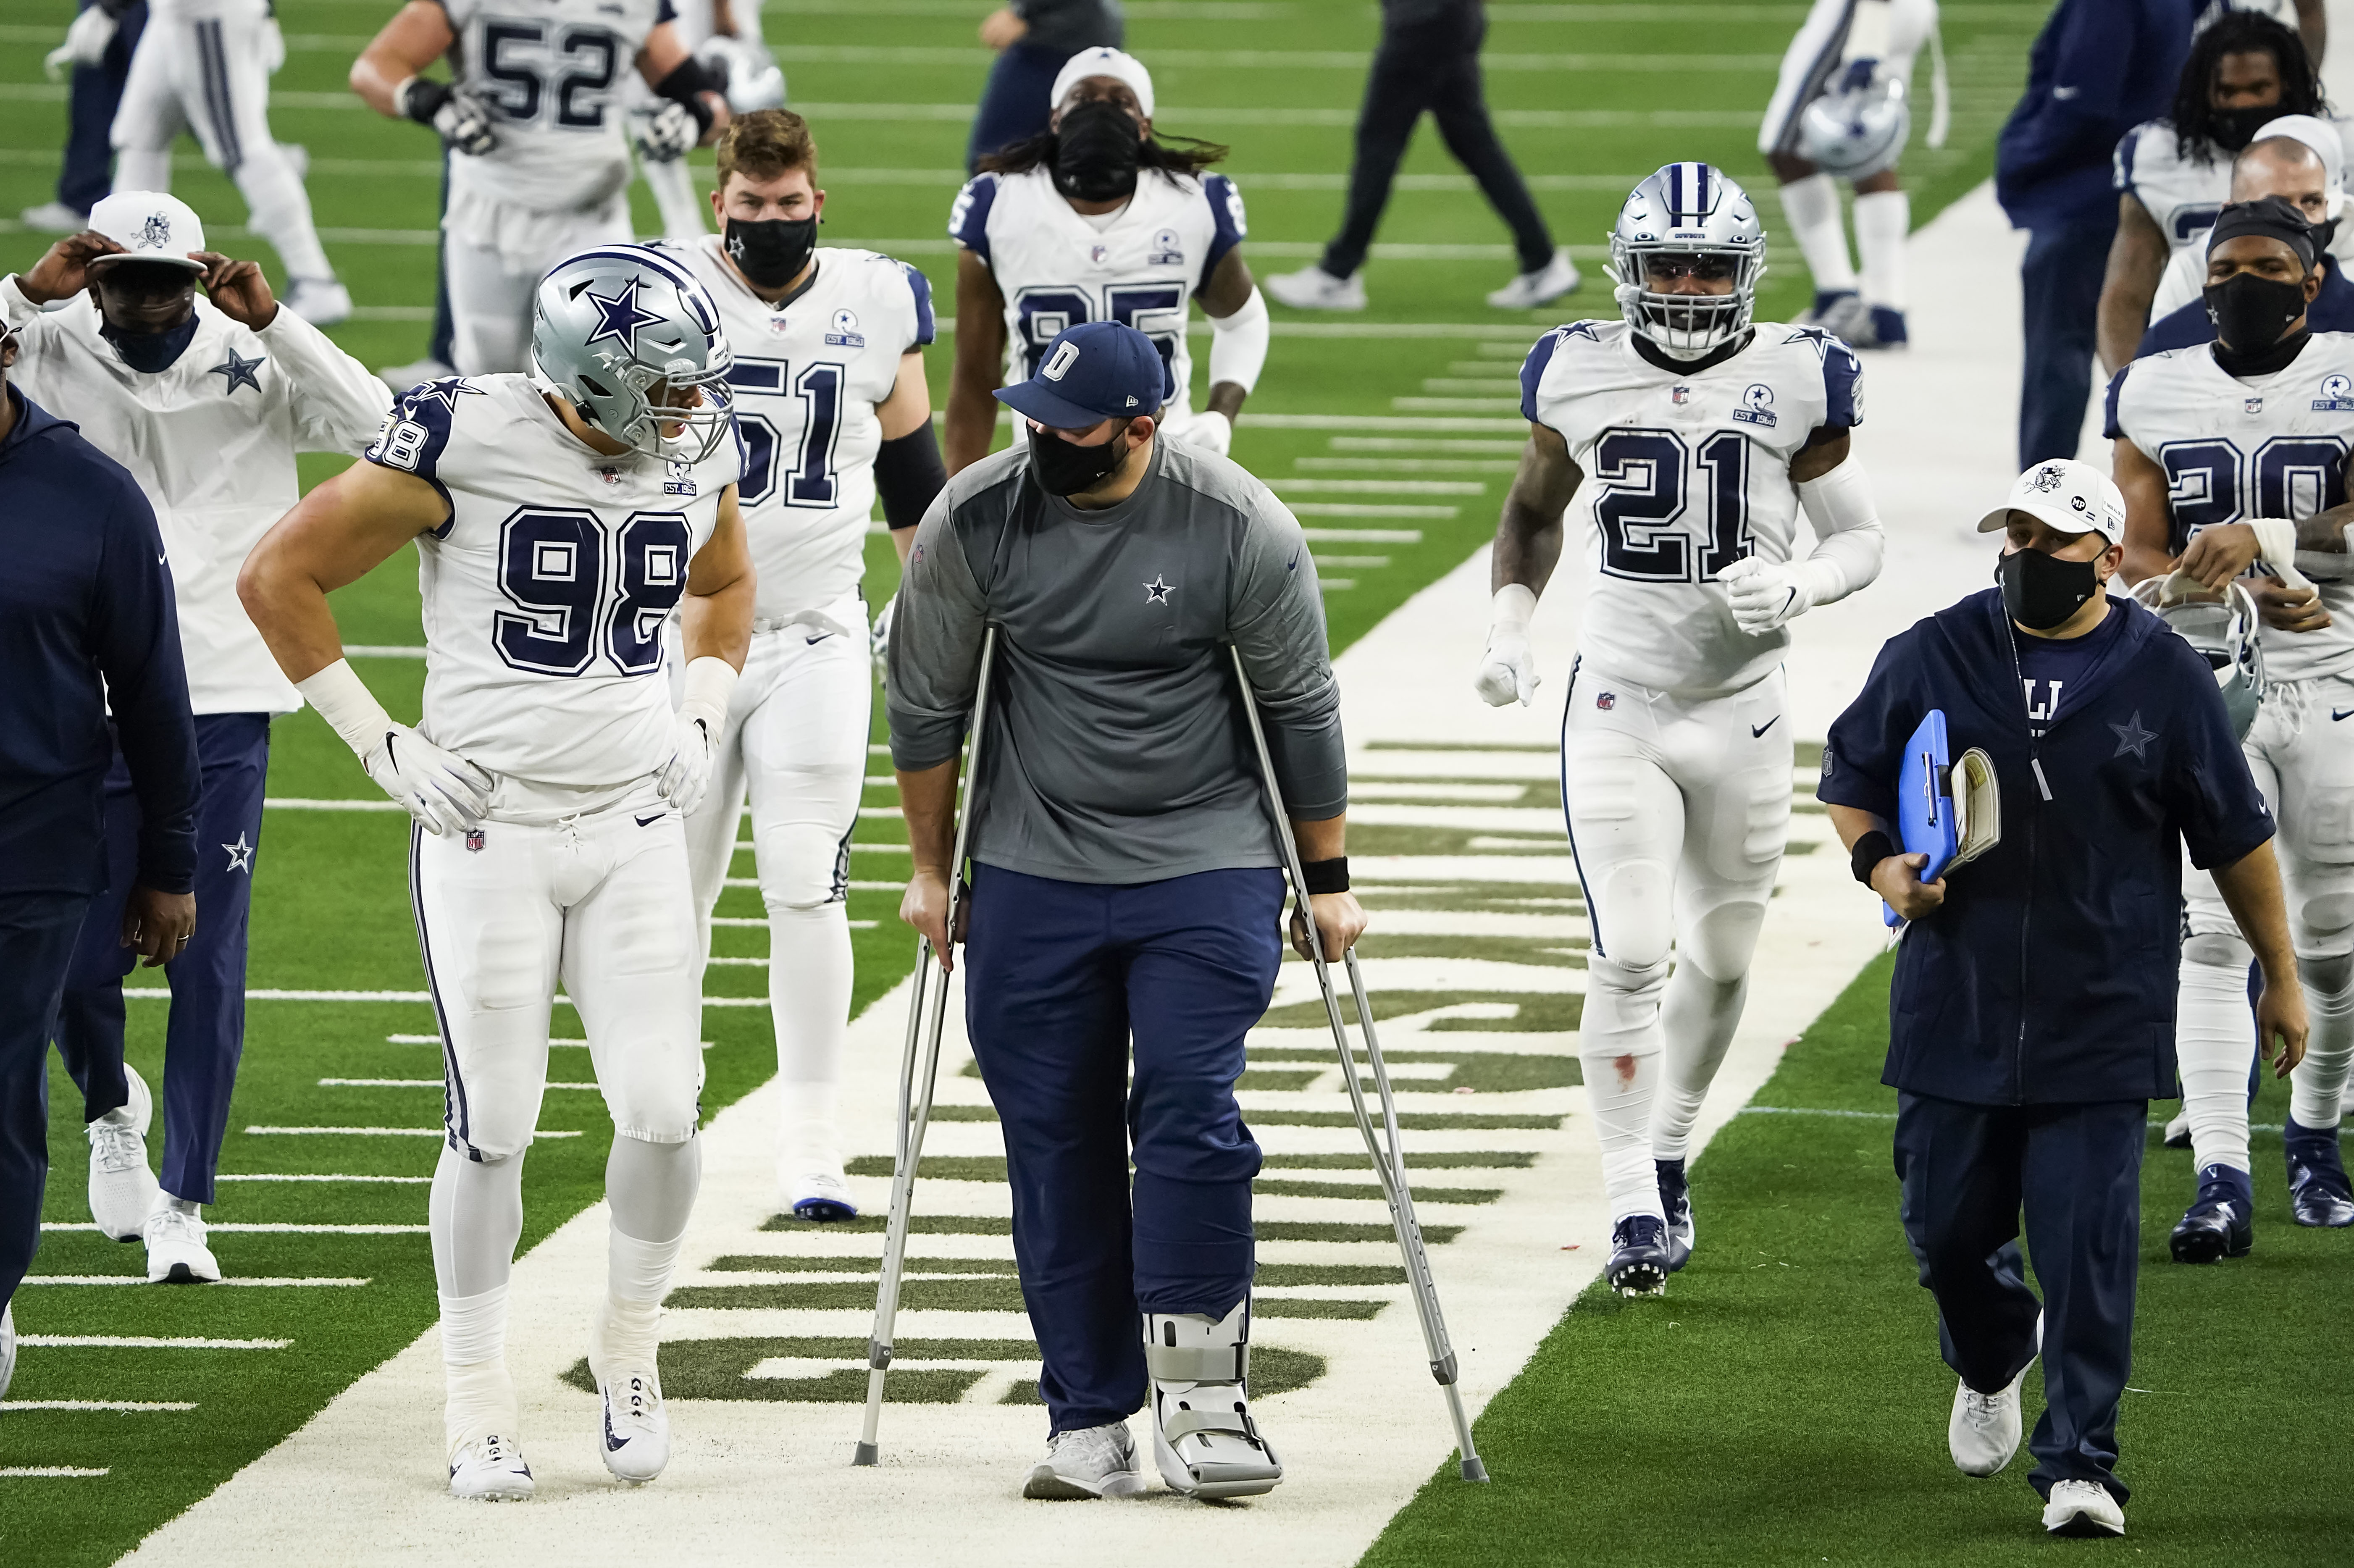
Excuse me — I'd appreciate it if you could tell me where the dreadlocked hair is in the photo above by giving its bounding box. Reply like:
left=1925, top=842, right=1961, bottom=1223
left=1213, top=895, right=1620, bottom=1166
left=2171, top=9, right=2324, bottom=164
left=976, top=128, right=1231, bottom=182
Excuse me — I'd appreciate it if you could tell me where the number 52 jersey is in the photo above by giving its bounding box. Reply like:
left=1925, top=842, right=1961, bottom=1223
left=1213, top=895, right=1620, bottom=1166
left=363, top=374, right=743, bottom=791
left=1522, top=318, right=1863, bottom=698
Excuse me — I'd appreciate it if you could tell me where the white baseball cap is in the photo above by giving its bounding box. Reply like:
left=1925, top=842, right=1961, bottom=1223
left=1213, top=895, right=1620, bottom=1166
left=1977, top=458, right=2127, bottom=546
left=84, top=190, right=208, bottom=273
left=1050, top=46, right=1155, bottom=120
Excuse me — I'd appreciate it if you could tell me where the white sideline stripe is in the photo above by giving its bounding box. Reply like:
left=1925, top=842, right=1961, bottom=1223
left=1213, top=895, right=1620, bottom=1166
left=244, top=1126, right=582, bottom=1138
left=0, top=1466, right=111, bottom=1477
left=0, top=1401, right=198, bottom=1412
left=1394, top=398, right=1521, bottom=414
left=22, top=1276, right=370, bottom=1287
left=1740, top=1105, right=1899, bottom=1122
left=265, top=798, right=405, bottom=812
left=20, top=1335, right=288, bottom=1350
left=1290, top=503, right=1459, bottom=518
left=319, top=1077, right=601, bottom=1091
left=342, top=644, right=427, bottom=658
left=1300, top=528, right=1424, bottom=544
left=42, top=1222, right=426, bottom=1235
left=220, top=1173, right=431, bottom=1184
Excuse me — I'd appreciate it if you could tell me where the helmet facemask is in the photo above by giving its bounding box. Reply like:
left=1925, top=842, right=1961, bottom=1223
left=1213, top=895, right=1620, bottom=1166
left=1608, top=242, right=1762, bottom=359
left=2132, top=575, right=2267, bottom=740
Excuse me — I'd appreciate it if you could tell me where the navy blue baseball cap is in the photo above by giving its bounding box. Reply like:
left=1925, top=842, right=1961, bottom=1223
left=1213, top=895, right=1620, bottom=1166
left=994, top=320, right=1174, bottom=430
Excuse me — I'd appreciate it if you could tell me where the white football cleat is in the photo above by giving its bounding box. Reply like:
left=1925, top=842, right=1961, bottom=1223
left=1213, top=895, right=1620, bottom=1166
left=379, top=356, right=456, bottom=396
left=283, top=277, right=353, bottom=326
left=783, top=1168, right=859, bottom=1224
left=1264, top=264, right=1366, bottom=312
left=88, top=1064, right=160, bottom=1242
left=143, top=1204, right=221, bottom=1284
left=596, top=1366, right=671, bottom=1483
left=19, top=201, right=89, bottom=234
left=1, top=1301, right=16, bottom=1402
left=1485, top=247, right=1582, bottom=310
left=2042, top=1479, right=2126, bottom=1537
left=1145, top=1302, right=1282, bottom=1500
left=448, top=1431, right=536, bottom=1501
left=1022, top=1420, right=1146, bottom=1500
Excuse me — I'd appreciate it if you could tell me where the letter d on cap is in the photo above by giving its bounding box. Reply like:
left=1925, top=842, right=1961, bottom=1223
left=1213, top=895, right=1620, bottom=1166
left=1041, top=340, right=1081, bottom=381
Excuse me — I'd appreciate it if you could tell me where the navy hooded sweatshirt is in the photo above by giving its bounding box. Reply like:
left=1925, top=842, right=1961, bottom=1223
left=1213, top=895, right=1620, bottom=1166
left=1818, top=587, right=2273, bottom=1106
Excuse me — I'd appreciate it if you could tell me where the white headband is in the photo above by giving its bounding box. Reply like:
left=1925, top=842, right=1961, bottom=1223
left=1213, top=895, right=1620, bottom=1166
left=1049, top=47, right=1155, bottom=121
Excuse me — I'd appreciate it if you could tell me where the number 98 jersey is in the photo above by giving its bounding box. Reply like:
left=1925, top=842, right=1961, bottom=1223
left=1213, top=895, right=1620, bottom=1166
left=1523, top=318, right=1863, bottom=698
left=363, top=374, right=743, bottom=792
left=2107, top=335, right=2354, bottom=683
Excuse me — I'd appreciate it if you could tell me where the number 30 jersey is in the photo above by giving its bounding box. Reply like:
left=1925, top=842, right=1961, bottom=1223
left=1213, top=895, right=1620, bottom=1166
left=362, top=375, right=742, bottom=792
left=949, top=165, right=1246, bottom=428
left=2107, top=334, right=2354, bottom=684
left=665, top=240, right=935, bottom=628
left=1523, top=319, right=1863, bottom=698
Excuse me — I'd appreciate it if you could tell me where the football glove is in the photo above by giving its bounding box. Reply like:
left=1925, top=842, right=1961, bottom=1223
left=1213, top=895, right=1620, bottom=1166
left=363, top=724, right=494, bottom=837
left=1473, top=583, right=1541, bottom=707
left=1716, top=557, right=1816, bottom=634
left=631, top=101, right=699, bottom=164
left=396, top=78, right=496, bottom=157
left=659, top=657, right=739, bottom=816
left=261, top=15, right=286, bottom=74
left=870, top=593, right=896, bottom=680
left=1180, top=410, right=1234, bottom=457
left=43, top=5, right=117, bottom=81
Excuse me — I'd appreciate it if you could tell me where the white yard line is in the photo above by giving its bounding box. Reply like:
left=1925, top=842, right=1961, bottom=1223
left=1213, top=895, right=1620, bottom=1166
left=21, top=1276, right=369, bottom=1287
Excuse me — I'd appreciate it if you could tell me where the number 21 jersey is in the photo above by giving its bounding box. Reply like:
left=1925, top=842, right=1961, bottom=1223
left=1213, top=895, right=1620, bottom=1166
left=363, top=375, right=742, bottom=791
left=1523, top=319, right=1863, bottom=697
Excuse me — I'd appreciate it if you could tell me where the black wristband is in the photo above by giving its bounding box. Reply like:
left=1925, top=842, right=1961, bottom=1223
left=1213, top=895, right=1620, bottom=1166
left=653, top=57, right=723, bottom=133
left=1301, top=856, right=1349, bottom=895
left=400, top=76, right=451, bottom=126
left=1850, top=830, right=1895, bottom=887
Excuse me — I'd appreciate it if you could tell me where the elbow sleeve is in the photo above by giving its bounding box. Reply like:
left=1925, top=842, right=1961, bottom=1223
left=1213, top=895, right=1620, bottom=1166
left=1207, top=286, right=1270, bottom=395
left=875, top=422, right=948, bottom=532
left=1796, top=458, right=1885, bottom=606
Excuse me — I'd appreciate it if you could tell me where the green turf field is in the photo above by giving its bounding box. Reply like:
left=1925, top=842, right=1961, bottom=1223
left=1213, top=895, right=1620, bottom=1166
left=0, top=3, right=2057, bottom=1562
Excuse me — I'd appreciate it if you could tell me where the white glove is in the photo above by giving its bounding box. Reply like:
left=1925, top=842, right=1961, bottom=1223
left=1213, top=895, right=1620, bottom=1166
left=1181, top=410, right=1234, bottom=457
left=631, top=101, right=699, bottom=163
left=1473, top=583, right=1540, bottom=707
left=44, top=5, right=117, bottom=81
left=659, top=656, right=739, bottom=816
left=260, top=15, right=286, bottom=74
left=870, top=593, right=896, bottom=680
left=1716, top=556, right=1818, bottom=634
left=363, top=724, right=495, bottom=837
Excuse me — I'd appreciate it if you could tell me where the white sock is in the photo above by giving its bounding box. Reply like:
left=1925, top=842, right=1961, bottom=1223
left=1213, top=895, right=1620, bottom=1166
left=1779, top=173, right=1856, bottom=295
left=113, top=148, right=171, bottom=194
left=439, top=1286, right=516, bottom=1455
left=1650, top=968, right=1749, bottom=1163
left=641, top=155, right=706, bottom=242
left=2177, top=953, right=2255, bottom=1172
left=1853, top=189, right=1911, bottom=312
left=2290, top=968, right=2354, bottom=1131
left=229, top=141, right=335, bottom=281
left=1579, top=956, right=1670, bottom=1223
left=429, top=1142, right=525, bottom=1298
left=768, top=901, right=853, bottom=1180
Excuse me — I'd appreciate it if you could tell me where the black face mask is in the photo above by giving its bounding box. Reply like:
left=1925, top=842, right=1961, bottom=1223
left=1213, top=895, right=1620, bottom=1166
left=2210, top=103, right=2280, bottom=153
left=1027, top=420, right=1132, bottom=496
left=1052, top=100, right=1143, bottom=204
left=1998, top=545, right=2102, bottom=630
left=2204, top=270, right=2309, bottom=350
left=98, top=313, right=199, bottom=374
left=724, top=215, right=818, bottom=290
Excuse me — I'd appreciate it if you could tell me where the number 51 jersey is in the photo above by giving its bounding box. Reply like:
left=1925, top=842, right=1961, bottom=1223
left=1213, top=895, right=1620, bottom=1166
left=362, top=375, right=743, bottom=791
left=1523, top=318, right=1863, bottom=698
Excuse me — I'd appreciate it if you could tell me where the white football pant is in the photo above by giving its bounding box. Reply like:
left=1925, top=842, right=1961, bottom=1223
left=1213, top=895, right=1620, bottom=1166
left=110, top=4, right=336, bottom=284
left=1563, top=663, right=1792, bottom=1224
left=441, top=201, right=633, bottom=376
left=682, top=617, right=870, bottom=1186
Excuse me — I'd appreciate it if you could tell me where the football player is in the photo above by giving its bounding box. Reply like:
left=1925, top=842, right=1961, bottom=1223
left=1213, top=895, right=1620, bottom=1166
left=1475, top=163, right=1886, bottom=1297
left=105, top=0, right=351, bottom=325
left=2110, top=196, right=2354, bottom=1254
left=1758, top=0, right=1940, bottom=348
left=238, top=246, right=753, bottom=1498
left=2097, top=8, right=2320, bottom=373
left=662, top=110, right=945, bottom=1220
left=943, top=47, right=1268, bottom=473
left=349, top=0, right=733, bottom=379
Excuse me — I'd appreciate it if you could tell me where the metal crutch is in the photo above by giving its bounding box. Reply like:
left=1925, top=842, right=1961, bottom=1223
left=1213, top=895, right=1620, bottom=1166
left=1227, top=646, right=1491, bottom=1484
left=854, top=624, right=1000, bottom=1467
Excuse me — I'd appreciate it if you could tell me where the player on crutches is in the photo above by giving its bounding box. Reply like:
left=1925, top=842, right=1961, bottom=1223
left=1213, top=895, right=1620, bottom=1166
left=872, top=320, right=1361, bottom=1501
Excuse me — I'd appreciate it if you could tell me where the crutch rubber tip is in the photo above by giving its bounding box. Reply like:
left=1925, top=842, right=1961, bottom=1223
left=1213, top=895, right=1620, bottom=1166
left=1460, top=1456, right=1491, bottom=1482
left=852, top=1442, right=880, bottom=1467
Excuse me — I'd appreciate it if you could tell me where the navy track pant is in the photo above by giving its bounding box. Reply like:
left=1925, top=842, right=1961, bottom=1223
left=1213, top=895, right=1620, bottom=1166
left=1, top=893, right=92, bottom=1313
left=965, top=40, right=1077, bottom=173
left=55, top=0, right=146, bottom=215
left=963, top=864, right=1284, bottom=1434
left=53, top=713, right=268, bottom=1206
left=1894, top=1091, right=2146, bottom=1504
left=2016, top=213, right=2116, bottom=469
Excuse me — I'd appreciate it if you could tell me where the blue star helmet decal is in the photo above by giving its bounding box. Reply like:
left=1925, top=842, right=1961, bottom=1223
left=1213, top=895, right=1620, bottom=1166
left=209, top=347, right=266, bottom=395
left=581, top=276, right=665, bottom=350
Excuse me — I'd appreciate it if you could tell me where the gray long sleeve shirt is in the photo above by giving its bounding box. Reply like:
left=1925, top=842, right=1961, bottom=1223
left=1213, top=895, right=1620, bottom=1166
left=887, top=436, right=1346, bottom=885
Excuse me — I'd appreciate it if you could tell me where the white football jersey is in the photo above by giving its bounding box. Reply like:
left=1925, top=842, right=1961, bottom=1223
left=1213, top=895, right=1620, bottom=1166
left=1524, top=319, right=1865, bottom=698
left=666, top=239, right=935, bottom=623
left=2114, top=120, right=2235, bottom=254
left=0, top=279, right=389, bottom=716
left=949, top=164, right=1248, bottom=426
left=439, top=0, right=671, bottom=216
left=363, top=374, right=742, bottom=795
left=2107, top=334, right=2354, bottom=682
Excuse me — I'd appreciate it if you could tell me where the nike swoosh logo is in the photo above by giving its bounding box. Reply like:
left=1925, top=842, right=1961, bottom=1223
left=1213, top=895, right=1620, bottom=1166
left=2335, top=708, right=2354, bottom=722
left=2053, top=85, right=2080, bottom=100
left=1751, top=717, right=1780, bottom=738
left=806, top=632, right=833, bottom=644
left=634, top=812, right=665, bottom=827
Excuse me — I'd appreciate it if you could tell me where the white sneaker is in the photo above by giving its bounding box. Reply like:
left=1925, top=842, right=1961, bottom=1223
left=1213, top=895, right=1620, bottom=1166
left=1486, top=247, right=1582, bottom=310
left=1023, top=1421, right=1146, bottom=1500
left=1, top=1301, right=16, bottom=1401
left=2042, top=1478, right=2126, bottom=1537
left=448, top=1431, right=536, bottom=1501
left=783, top=1168, right=859, bottom=1223
left=378, top=356, right=456, bottom=396
left=1265, top=264, right=1367, bottom=312
left=283, top=277, right=353, bottom=327
left=20, top=201, right=89, bottom=234
left=88, top=1065, right=160, bottom=1242
left=144, top=1204, right=222, bottom=1284
left=1949, top=1358, right=2030, bottom=1476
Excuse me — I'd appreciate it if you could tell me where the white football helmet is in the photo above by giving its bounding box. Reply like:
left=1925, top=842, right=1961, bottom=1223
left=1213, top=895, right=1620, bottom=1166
left=1607, top=162, right=1766, bottom=359
left=699, top=35, right=785, bottom=113
left=1799, top=73, right=1912, bottom=179
left=531, top=245, right=735, bottom=463
left=2132, top=574, right=2266, bottom=740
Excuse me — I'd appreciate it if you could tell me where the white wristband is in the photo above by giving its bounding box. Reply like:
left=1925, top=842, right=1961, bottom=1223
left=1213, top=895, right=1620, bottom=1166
left=2250, top=516, right=2315, bottom=591
left=680, top=655, right=738, bottom=730
left=296, top=658, right=394, bottom=759
left=1490, top=582, right=1537, bottom=634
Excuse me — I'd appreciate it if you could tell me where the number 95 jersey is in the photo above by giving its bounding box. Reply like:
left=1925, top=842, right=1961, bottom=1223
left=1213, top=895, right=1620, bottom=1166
left=1523, top=318, right=1863, bottom=698
left=363, top=375, right=743, bottom=792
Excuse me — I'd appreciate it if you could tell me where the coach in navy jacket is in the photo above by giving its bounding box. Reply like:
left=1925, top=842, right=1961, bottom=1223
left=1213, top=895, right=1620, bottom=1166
left=0, top=355, right=197, bottom=1381
left=1818, top=460, right=2299, bottom=1537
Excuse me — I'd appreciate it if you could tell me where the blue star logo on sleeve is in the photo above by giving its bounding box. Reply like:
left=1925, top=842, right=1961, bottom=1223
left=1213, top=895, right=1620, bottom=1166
left=223, top=832, right=255, bottom=873
left=1784, top=325, right=1835, bottom=361
left=1561, top=321, right=1603, bottom=343
left=2109, top=711, right=2157, bottom=761
left=583, top=277, right=663, bottom=349
left=1144, top=575, right=1176, bottom=604
left=402, top=378, right=483, bottom=413
left=208, top=348, right=266, bottom=395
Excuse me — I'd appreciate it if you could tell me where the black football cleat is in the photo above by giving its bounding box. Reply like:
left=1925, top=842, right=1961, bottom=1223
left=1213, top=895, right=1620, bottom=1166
left=2169, top=1164, right=2254, bottom=1263
left=1605, top=1215, right=1670, bottom=1298
left=2285, top=1119, right=2354, bottom=1228
left=1655, top=1159, right=1694, bottom=1272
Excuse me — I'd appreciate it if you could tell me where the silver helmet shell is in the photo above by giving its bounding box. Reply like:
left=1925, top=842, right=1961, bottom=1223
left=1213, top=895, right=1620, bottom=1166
left=1608, top=162, right=1767, bottom=360
left=2132, top=574, right=2267, bottom=741
left=699, top=35, right=785, bottom=113
left=531, top=245, right=735, bottom=464
left=1798, top=74, right=1912, bottom=179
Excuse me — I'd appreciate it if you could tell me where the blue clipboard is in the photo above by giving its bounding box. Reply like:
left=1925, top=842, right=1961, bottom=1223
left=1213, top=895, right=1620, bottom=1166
left=1885, top=709, right=1959, bottom=928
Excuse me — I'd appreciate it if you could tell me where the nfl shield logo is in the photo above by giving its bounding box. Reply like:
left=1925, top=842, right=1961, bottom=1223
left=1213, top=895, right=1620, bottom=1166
left=1597, top=691, right=1617, bottom=711
left=2246, top=397, right=2265, bottom=415
left=1671, top=386, right=1691, bottom=405
left=1090, top=243, right=1110, bottom=265
left=597, top=466, right=624, bottom=486
left=465, top=828, right=486, bottom=853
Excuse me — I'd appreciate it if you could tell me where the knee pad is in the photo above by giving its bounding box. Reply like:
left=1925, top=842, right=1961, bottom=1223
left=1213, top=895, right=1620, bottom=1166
left=757, top=819, right=854, bottom=911
left=1586, top=955, right=1671, bottom=1014
left=1679, top=898, right=1768, bottom=983
left=2183, top=932, right=2254, bottom=969
left=1586, top=860, right=1674, bottom=969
